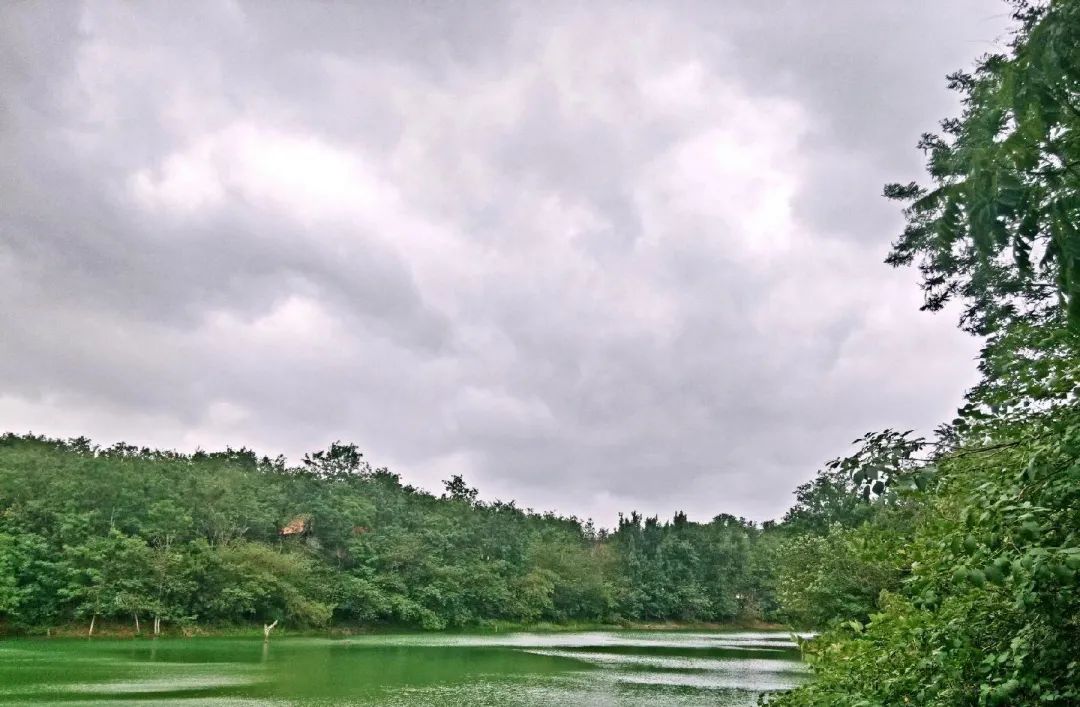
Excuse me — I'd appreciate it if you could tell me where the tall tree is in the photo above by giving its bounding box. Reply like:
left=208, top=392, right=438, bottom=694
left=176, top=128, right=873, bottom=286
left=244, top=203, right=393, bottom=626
left=885, top=0, right=1080, bottom=335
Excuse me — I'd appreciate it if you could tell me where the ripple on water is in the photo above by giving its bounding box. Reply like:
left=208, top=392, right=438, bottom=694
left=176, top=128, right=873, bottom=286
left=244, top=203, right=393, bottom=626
left=0, top=631, right=805, bottom=706
left=335, top=629, right=809, bottom=650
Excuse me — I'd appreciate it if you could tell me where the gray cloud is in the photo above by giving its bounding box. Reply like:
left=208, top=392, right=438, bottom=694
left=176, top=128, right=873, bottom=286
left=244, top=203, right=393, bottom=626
left=0, top=0, right=1007, bottom=523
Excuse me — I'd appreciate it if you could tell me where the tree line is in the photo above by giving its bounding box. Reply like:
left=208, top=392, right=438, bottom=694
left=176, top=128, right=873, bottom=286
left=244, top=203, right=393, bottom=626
left=0, top=435, right=782, bottom=634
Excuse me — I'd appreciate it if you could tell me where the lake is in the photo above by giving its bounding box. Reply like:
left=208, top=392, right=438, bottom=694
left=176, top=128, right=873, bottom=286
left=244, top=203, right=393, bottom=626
left=0, top=630, right=807, bottom=705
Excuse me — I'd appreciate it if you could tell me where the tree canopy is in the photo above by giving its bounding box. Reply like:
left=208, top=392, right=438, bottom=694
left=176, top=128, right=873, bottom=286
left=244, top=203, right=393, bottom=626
left=0, top=433, right=779, bottom=634
left=768, top=2, right=1080, bottom=704
left=886, top=0, right=1080, bottom=335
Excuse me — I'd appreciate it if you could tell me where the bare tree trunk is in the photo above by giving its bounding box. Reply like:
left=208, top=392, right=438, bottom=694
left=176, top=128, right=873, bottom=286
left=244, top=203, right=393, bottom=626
left=263, top=619, right=279, bottom=642
left=88, top=614, right=97, bottom=637
left=134, top=613, right=140, bottom=634
left=154, top=616, right=161, bottom=636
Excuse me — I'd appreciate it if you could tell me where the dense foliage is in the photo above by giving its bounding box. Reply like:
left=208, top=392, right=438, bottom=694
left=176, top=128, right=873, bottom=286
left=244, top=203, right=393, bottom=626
left=767, top=1, right=1080, bottom=704
left=0, top=437, right=777, bottom=633
left=885, top=0, right=1080, bottom=335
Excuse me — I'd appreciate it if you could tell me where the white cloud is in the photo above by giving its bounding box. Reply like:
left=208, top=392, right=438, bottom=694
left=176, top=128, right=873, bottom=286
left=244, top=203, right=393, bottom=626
left=0, top=0, right=1003, bottom=524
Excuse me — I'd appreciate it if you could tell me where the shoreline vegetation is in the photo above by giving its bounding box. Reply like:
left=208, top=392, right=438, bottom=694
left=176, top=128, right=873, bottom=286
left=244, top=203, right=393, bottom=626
left=765, top=1, right=1080, bottom=704
left=5, top=618, right=791, bottom=641
left=0, top=432, right=796, bottom=641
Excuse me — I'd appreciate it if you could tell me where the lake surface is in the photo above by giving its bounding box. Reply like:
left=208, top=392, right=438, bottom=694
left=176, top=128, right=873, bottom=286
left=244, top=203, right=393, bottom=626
left=0, top=630, right=807, bottom=705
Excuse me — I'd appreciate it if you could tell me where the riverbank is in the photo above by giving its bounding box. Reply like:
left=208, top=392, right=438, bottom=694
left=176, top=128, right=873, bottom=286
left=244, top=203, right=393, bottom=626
left=3, top=617, right=791, bottom=640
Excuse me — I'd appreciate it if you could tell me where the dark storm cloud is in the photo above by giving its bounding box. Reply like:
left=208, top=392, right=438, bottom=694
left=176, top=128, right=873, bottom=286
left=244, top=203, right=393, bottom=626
left=0, top=0, right=1007, bottom=523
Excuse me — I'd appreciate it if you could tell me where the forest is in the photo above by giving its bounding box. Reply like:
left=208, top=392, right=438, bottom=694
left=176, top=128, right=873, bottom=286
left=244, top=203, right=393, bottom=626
left=0, top=434, right=783, bottom=633
left=1, top=0, right=1078, bottom=704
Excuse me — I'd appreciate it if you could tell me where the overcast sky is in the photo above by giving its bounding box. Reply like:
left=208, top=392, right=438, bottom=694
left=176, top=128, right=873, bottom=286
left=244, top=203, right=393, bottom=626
left=1, top=1, right=1012, bottom=525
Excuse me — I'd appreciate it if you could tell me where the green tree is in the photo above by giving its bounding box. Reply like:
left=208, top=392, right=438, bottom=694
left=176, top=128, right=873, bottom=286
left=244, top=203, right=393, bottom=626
left=768, top=3, right=1080, bottom=703
left=885, top=0, right=1080, bottom=334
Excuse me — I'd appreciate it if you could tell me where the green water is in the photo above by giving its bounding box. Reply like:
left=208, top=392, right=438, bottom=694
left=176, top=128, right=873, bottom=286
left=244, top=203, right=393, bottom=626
left=0, top=631, right=807, bottom=705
